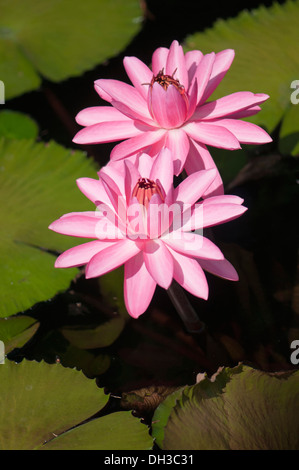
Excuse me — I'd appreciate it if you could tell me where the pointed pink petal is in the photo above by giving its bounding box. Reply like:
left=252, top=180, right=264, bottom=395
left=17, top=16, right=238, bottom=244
left=167, top=246, right=209, bottom=299
left=124, top=251, right=156, bottom=318
left=162, top=231, right=224, bottom=260
left=152, top=47, right=169, bottom=75
left=227, top=105, right=261, bottom=119
left=185, top=50, right=203, bottom=85
left=143, top=239, right=173, bottom=289
left=189, top=52, right=215, bottom=106
left=201, top=194, right=244, bottom=205
left=85, top=238, right=140, bottom=278
left=208, top=118, right=272, bottom=144
left=194, top=92, right=269, bottom=120
left=136, top=152, right=153, bottom=178
left=75, top=107, right=131, bottom=126
left=76, top=177, right=111, bottom=206
left=184, top=121, right=241, bottom=150
left=54, top=240, right=117, bottom=268
left=165, top=128, right=190, bottom=175
left=123, top=56, right=153, bottom=100
left=201, top=49, right=235, bottom=103
left=183, top=139, right=224, bottom=197
left=149, top=147, right=174, bottom=197
left=94, top=79, right=153, bottom=124
left=166, top=40, right=188, bottom=89
left=174, top=168, right=217, bottom=206
left=110, top=129, right=166, bottom=160
left=182, top=202, right=247, bottom=231
left=199, top=257, right=239, bottom=281
left=73, top=120, right=147, bottom=145
left=124, top=160, right=140, bottom=204
left=49, top=213, right=111, bottom=239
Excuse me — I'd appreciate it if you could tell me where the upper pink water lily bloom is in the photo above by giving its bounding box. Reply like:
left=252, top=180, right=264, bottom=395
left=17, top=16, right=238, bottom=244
left=73, top=40, right=272, bottom=196
left=49, top=148, right=247, bottom=318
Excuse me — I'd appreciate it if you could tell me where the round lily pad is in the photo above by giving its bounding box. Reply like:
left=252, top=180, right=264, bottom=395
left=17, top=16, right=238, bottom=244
left=0, top=137, right=98, bottom=317
left=0, top=0, right=143, bottom=99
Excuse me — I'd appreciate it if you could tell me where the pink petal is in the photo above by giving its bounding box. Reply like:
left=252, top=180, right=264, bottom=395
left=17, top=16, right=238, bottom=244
left=199, top=258, right=239, bottom=281
left=183, top=139, right=224, bottom=197
left=167, top=246, right=209, bottom=299
left=76, top=177, right=112, bottom=207
left=149, top=147, right=174, bottom=198
left=123, top=56, right=153, bottom=100
left=149, top=82, right=187, bottom=128
left=189, top=52, right=215, bottom=106
left=185, top=50, right=203, bottom=85
left=227, top=105, right=262, bottom=119
left=165, top=129, right=190, bottom=175
left=162, top=231, right=224, bottom=260
left=54, top=240, right=117, bottom=268
left=75, top=106, right=131, bottom=126
left=136, top=152, right=153, bottom=178
left=110, top=129, right=166, bottom=160
left=49, top=213, right=111, bottom=239
left=152, top=47, right=169, bottom=75
left=182, top=202, right=247, bottom=231
left=184, top=121, right=241, bottom=150
left=194, top=92, right=269, bottom=120
left=143, top=239, right=173, bottom=289
left=85, top=238, right=140, bottom=278
left=201, top=49, right=235, bottom=103
left=124, top=160, right=140, bottom=204
left=201, top=194, right=244, bottom=205
left=73, top=120, right=147, bottom=145
left=166, top=40, right=189, bottom=89
left=124, top=251, right=156, bottom=318
left=146, top=194, right=173, bottom=239
left=174, top=168, right=217, bottom=206
left=208, top=118, right=272, bottom=144
left=94, top=79, right=153, bottom=124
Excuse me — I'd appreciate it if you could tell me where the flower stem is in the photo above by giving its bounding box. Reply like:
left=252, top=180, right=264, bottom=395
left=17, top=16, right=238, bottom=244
left=167, top=281, right=205, bottom=334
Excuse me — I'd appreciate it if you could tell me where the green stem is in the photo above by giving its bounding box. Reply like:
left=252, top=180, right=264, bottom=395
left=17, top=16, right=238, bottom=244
left=167, top=281, right=205, bottom=334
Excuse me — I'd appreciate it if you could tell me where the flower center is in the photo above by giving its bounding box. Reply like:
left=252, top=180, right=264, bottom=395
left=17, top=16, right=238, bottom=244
left=151, top=68, right=186, bottom=95
left=132, top=178, right=164, bottom=208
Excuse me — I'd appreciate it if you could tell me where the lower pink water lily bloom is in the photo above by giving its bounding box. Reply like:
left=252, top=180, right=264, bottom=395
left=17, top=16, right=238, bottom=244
left=73, top=40, right=272, bottom=196
left=49, top=149, right=247, bottom=318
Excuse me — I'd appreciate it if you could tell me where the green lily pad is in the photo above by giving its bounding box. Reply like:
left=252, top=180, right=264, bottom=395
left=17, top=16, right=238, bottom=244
left=60, top=314, right=126, bottom=349
left=0, top=315, right=39, bottom=354
left=184, top=1, right=299, bottom=134
left=0, top=137, right=98, bottom=318
left=152, top=364, right=299, bottom=450
left=0, top=359, right=153, bottom=450
left=0, top=0, right=143, bottom=99
left=0, top=110, right=38, bottom=139
left=42, top=411, right=153, bottom=450
left=0, top=359, right=109, bottom=450
left=99, top=266, right=129, bottom=319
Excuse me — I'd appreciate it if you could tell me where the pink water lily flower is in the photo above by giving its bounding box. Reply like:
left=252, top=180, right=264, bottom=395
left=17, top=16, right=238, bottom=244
left=73, top=40, right=272, bottom=196
left=49, top=148, right=247, bottom=318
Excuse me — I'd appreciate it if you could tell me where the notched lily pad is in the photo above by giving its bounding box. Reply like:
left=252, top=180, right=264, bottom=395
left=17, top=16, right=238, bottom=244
left=152, top=364, right=299, bottom=450
left=0, top=315, right=39, bottom=354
